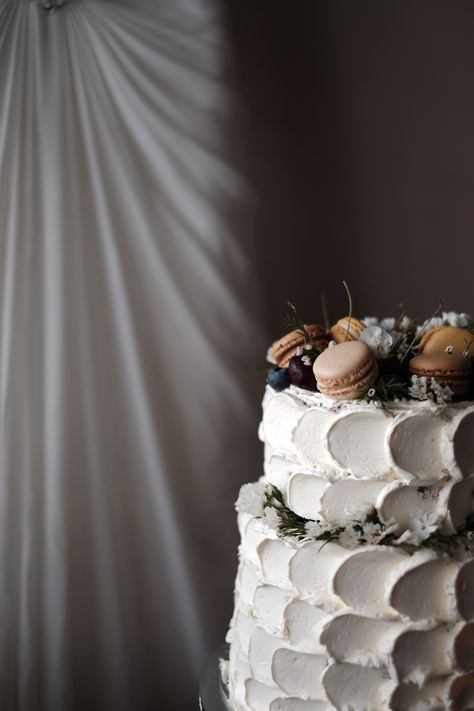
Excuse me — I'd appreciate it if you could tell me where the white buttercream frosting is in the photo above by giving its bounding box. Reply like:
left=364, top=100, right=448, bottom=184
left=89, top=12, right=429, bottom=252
left=226, top=383, right=474, bottom=710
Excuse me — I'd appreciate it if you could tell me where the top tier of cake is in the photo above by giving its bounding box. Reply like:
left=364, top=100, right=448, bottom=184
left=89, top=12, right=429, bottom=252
left=260, top=385, right=474, bottom=539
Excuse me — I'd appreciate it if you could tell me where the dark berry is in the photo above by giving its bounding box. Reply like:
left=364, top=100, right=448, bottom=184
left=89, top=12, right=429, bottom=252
left=266, top=367, right=292, bottom=392
left=288, top=355, right=317, bottom=391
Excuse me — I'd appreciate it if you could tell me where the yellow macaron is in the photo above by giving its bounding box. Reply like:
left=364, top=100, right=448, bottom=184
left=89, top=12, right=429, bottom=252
left=330, top=316, right=365, bottom=343
left=419, top=326, right=474, bottom=357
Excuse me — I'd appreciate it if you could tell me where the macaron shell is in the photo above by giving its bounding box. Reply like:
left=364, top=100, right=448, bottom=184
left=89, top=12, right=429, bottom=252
left=319, top=359, right=379, bottom=400
left=330, top=317, right=365, bottom=343
left=409, top=352, right=473, bottom=398
left=409, top=352, right=472, bottom=376
left=420, top=326, right=474, bottom=356
left=314, top=340, right=375, bottom=380
left=314, top=340, right=378, bottom=400
left=271, top=325, right=327, bottom=367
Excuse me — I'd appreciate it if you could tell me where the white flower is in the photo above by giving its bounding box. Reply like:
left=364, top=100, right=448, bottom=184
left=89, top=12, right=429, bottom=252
left=328, top=340, right=337, bottom=348
left=235, top=481, right=268, bottom=517
left=394, top=513, right=439, bottom=546
left=302, top=355, right=312, bottom=366
left=444, top=311, right=469, bottom=328
left=295, top=346, right=304, bottom=356
left=362, top=522, right=384, bottom=543
left=430, top=379, right=453, bottom=404
left=261, top=506, right=281, bottom=531
left=380, top=317, right=396, bottom=331
left=304, top=343, right=312, bottom=351
left=338, top=526, right=362, bottom=548
left=359, top=325, right=393, bottom=357
left=408, top=375, right=431, bottom=401
left=305, top=520, right=326, bottom=538
left=361, top=316, right=379, bottom=327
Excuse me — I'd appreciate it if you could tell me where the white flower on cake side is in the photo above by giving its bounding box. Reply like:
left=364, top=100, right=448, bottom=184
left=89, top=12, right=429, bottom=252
left=394, top=513, right=439, bottom=546
left=235, top=481, right=268, bottom=517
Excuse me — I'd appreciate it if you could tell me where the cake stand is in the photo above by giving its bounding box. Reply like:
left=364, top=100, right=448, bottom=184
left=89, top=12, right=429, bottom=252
left=199, top=643, right=231, bottom=710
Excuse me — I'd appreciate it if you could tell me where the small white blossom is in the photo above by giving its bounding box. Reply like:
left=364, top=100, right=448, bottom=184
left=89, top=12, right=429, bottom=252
left=394, top=513, right=439, bottom=546
left=304, top=343, right=312, bottom=351
left=359, top=325, right=393, bottom=357
left=261, top=506, right=281, bottom=531
left=361, top=316, right=379, bottom=327
left=362, top=522, right=384, bottom=543
left=417, top=311, right=471, bottom=335
left=380, top=317, right=396, bottom=331
left=338, top=526, right=362, bottom=548
left=408, top=375, right=431, bottom=401
left=302, top=355, right=312, bottom=366
left=295, top=346, right=304, bottom=356
left=235, top=482, right=268, bottom=517
left=430, top=379, right=453, bottom=404
left=444, top=311, right=469, bottom=328
left=305, top=520, right=327, bottom=538
left=328, top=340, right=337, bottom=348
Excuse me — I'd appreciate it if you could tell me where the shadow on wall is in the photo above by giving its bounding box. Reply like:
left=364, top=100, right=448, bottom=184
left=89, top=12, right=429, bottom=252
left=227, top=0, right=474, bottom=334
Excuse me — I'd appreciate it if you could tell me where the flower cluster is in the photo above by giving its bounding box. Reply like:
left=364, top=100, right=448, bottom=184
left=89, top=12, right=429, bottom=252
left=235, top=482, right=474, bottom=554
left=408, top=375, right=453, bottom=405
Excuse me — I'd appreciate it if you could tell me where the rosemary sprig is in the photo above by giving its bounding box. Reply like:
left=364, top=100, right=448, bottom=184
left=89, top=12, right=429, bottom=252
left=262, top=484, right=474, bottom=555
left=357, top=374, right=410, bottom=407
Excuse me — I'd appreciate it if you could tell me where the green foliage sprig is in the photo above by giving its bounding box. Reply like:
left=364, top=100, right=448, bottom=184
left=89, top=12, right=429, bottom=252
left=262, top=484, right=474, bottom=555
left=360, top=374, right=411, bottom=407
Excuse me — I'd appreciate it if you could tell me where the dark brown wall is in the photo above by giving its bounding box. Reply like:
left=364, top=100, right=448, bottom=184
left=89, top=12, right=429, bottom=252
left=227, top=0, right=474, bottom=338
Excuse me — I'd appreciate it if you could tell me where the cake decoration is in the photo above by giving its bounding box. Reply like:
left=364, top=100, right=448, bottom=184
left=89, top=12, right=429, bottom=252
left=225, top=290, right=474, bottom=711
left=265, top=292, right=474, bottom=404
left=313, top=340, right=378, bottom=400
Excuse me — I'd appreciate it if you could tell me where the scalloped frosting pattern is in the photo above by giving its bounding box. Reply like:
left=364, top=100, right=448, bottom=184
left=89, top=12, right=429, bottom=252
left=226, top=516, right=474, bottom=710
left=261, top=387, right=474, bottom=534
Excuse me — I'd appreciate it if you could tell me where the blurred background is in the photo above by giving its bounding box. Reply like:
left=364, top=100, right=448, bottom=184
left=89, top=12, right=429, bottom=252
left=0, top=1, right=474, bottom=711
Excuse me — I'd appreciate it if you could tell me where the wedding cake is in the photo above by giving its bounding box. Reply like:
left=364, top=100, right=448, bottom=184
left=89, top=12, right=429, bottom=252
left=224, top=304, right=474, bottom=711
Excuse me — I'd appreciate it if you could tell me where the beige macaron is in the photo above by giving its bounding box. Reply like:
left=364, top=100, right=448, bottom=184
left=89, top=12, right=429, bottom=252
left=313, top=340, right=378, bottom=400
left=271, top=325, right=327, bottom=367
left=330, top=316, right=365, bottom=343
left=419, top=326, right=474, bottom=357
left=409, top=352, right=472, bottom=398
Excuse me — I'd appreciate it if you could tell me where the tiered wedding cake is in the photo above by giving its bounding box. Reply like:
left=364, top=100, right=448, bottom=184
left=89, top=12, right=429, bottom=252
left=224, top=305, right=474, bottom=711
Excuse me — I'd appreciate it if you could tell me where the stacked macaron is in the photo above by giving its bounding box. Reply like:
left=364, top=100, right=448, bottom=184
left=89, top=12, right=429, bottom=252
left=266, top=306, right=474, bottom=403
left=409, top=325, right=474, bottom=398
left=313, top=341, right=378, bottom=400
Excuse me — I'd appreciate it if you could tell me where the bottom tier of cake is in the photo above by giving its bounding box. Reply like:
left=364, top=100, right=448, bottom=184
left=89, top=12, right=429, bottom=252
left=225, top=513, right=474, bottom=711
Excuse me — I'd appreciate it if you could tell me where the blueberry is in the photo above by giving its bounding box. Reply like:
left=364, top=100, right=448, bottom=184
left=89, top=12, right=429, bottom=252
left=288, top=355, right=317, bottom=391
left=267, top=367, right=292, bottom=392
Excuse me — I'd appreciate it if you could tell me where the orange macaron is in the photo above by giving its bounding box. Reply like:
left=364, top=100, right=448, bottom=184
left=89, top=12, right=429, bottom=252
left=330, top=316, right=365, bottom=343
left=313, top=340, right=378, bottom=400
left=419, top=326, right=474, bottom=357
left=270, top=325, right=327, bottom=368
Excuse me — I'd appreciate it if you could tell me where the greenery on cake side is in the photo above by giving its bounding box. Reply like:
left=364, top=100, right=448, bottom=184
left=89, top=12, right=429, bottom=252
left=236, top=482, right=474, bottom=555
